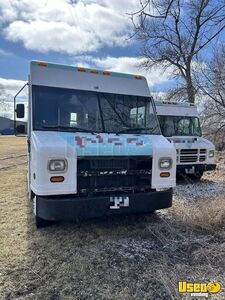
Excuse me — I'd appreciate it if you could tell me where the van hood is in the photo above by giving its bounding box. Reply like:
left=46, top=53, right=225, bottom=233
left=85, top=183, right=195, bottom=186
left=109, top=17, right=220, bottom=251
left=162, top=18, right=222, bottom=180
left=30, top=131, right=176, bottom=195
left=167, top=136, right=215, bottom=149
left=32, top=130, right=173, bottom=156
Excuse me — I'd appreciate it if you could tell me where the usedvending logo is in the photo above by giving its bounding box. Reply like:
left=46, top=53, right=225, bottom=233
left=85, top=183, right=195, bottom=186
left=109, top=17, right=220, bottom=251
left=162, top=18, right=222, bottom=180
left=178, top=281, right=221, bottom=297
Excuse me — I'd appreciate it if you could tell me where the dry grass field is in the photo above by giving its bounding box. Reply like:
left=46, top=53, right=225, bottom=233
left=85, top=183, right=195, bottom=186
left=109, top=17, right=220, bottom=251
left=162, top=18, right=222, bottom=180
left=0, top=136, right=225, bottom=300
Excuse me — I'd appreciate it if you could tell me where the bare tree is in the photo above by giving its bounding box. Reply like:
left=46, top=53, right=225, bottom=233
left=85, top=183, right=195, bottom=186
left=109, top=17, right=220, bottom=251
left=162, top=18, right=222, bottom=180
left=198, top=47, right=225, bottom=149
left=0, top=84, right=11, bottom=104
left=131, top=0, right=225, bottom=103
left=0, top=84, right=11, bottom=118
left=0, top=84, right=7, bottom=106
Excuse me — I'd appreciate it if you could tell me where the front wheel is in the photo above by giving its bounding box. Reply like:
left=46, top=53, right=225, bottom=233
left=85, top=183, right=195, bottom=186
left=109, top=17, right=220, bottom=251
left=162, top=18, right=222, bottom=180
left=36, top=216, right=50, bottom=228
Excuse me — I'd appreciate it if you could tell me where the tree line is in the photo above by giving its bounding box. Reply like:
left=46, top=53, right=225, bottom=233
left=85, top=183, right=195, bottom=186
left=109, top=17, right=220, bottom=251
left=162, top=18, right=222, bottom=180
left=131, top=0, right=225, bottom=149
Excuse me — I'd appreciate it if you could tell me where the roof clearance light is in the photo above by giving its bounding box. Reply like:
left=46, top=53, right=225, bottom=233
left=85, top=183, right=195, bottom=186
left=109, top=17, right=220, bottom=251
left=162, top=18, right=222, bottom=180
left=90, top=69, right=99, bottom=74
left=103, top=70, right=110, bottom=75
left=162, top=101, right=177, bottom=104
left=78, top=67, right=86, bottom=72
left=135, top=75, right=142, bottom=80
left=37, top=61, right=48, bottom=67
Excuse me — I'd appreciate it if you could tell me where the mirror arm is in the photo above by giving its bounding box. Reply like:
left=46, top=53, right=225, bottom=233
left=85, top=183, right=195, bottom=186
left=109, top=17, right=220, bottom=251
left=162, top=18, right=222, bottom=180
left=14, top=82, right=29, bottom=132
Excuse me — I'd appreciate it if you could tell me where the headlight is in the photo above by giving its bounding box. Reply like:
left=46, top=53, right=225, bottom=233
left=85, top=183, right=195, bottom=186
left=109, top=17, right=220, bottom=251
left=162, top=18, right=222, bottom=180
left=209, top=150, right=215, bottom=158
left=48, top=159, right=67, bottom=172
left=159, top=158, right=172, bottom=170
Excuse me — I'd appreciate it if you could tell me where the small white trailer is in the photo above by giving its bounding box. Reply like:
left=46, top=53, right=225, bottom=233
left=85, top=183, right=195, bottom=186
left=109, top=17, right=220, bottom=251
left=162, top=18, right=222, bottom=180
left=155, top=101, right=216, bottom=179
left=15, top=61, right=176, bottom=227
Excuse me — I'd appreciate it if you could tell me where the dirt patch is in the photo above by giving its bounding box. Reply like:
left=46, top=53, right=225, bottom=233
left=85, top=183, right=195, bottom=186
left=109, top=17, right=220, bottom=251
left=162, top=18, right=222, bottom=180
left=0, top=137, right=225, bottom=299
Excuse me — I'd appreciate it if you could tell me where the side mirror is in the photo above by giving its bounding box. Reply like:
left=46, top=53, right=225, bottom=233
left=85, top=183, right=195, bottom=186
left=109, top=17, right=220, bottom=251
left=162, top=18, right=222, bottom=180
left=16, top=124, right=26, bottom=134
left=16, top=103, right=25, bottom=118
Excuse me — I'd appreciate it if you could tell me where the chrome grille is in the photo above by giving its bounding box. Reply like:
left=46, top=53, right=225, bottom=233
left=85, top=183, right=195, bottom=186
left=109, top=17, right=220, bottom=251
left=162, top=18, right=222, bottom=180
left=180, top=149, right=198, bottom=155
left=178, top=149, right=206, bottom=163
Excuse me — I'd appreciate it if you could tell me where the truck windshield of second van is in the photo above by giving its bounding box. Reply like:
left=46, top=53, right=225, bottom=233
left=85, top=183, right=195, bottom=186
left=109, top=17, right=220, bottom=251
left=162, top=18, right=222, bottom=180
left=158, top=115, right=201, bottom=137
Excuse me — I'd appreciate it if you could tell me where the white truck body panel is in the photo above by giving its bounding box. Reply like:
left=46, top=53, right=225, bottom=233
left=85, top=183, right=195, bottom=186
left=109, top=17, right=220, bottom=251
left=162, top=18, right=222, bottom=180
left=30, top=131, right=176, bottom=196
left=156, top=102, right=198, bottom=117
left=21, top=61, right=177, bottom=225
left=29, top=63, right=176, bottom=195
left=155, top=101, right=216, bottom=168
left=30, top=62, right=150, bottom=97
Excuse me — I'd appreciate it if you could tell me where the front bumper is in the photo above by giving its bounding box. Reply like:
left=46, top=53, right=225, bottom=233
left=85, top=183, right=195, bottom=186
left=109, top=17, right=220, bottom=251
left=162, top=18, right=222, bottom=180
left=35, top=189, right=173, bottom=221
left=177, top=164, right=216, bottom=174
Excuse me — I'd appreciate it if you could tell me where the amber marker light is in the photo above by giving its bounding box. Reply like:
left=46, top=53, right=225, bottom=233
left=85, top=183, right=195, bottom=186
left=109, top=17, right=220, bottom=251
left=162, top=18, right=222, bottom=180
left=103, top=70, right=110, bottom=75
left=160, top=172, right=170, bottom=178
left=90, top=69, right=99, bottom=74
left=50, top=176, right=64, bottom=183
left=37, top=61, right=48, bottom=67
left=135, top=75, right=142, bottom=80
left=78, top=67, right=86, bottom=72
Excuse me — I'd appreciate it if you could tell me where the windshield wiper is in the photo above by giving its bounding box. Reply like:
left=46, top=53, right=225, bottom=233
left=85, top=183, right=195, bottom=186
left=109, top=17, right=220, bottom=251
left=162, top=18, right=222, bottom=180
left=42, top=125, right=96, bottom=134
left=117, top=127, right=154, bottom=134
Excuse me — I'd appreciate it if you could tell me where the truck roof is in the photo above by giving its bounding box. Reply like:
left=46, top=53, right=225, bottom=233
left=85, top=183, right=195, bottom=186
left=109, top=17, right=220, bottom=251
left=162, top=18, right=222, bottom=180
left=155, top=100, right=198, bottom=117
left=30, top=61, right=150, bottom=97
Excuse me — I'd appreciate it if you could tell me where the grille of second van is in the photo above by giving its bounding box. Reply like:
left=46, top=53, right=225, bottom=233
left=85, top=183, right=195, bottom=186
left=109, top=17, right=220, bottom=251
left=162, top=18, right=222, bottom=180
left=77, top=156, right=152, bottom=194
left=179, top=149, right=206, bottom=163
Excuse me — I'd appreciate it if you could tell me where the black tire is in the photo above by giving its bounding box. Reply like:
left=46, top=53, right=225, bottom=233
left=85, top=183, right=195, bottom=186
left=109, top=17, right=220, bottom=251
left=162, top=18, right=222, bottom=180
left=36, top=215, right=50, bottom=228
left=30, top=190, right=35, bottom=200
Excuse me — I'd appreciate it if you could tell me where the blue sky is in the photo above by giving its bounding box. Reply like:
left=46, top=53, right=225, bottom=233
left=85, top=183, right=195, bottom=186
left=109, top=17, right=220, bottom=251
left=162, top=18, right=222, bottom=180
left=0, top=35, right=139, bottom=81
left=0, top=0, right=174, bottom=118
left=1, top=0, right=224, bottom=104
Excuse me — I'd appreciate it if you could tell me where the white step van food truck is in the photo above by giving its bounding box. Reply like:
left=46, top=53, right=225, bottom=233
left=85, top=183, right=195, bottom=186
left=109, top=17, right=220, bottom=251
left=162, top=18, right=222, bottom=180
left=155, top=101, right=216, bottom=179
left=15, top=61, right=176, bottom=227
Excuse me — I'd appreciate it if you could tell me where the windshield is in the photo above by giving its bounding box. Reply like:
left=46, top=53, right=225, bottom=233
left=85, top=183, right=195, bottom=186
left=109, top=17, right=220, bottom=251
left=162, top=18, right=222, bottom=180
left=158, top=115, right=201, bottom=137
left=32, top=85, right=160, bottom=134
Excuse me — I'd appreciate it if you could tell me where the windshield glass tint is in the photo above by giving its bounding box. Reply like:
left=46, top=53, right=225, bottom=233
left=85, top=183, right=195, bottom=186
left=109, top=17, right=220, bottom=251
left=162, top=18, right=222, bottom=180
left=32, top=85, right=160, bottom=134
left=158, top=115, right=201, bottom=137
